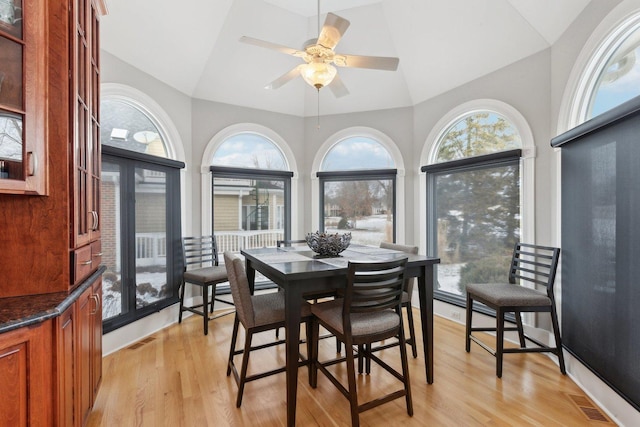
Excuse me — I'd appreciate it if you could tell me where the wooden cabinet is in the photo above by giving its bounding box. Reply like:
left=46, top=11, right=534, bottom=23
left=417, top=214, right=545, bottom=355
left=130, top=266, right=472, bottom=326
left=0, top=321, right=52, bottom=427
left=54, top=276, right=102, bottom=427
left=0, top=0, right=48, bottom=195
left=71, top=0, right=101, bottom=249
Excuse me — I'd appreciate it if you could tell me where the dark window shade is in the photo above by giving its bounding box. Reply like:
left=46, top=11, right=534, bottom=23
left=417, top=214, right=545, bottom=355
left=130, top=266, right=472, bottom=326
left=552, top=95, right=640, bottom=411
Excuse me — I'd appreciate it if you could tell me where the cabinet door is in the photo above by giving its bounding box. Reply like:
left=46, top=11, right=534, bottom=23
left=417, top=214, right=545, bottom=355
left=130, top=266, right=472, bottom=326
left=0, top=322, right=52, bottom=427
left=0, top=0, right=48, bottom=195
left=54, top=305, right=76, bottom=427
left=77, top=285, right=93, bottom=426
left=71, top=0, right=101, bottom=248
left=91, top=278, right=102, bottom=401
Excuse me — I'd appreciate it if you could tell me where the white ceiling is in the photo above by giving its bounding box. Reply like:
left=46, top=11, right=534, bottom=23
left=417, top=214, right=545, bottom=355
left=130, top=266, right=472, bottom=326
left=100, top=0, right=593, bottom=117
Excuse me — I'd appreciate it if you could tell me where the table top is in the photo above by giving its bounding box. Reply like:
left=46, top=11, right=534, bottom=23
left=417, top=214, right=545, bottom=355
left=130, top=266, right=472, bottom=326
left=241, top=244, right=439, bottom=282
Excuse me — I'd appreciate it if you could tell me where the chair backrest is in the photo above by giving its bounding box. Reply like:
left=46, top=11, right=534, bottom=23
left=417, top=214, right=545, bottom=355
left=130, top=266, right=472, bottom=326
left=508, top=243, right=561, bottom=298
left=182, top=236, right=219, bottom=270
left=343, top=258, right=408, bottom=320
left=380, top=241, right=418, bottom=295
left=276, top=239, right=307, bottom=248
left=223, top=252, right=255, bottom=328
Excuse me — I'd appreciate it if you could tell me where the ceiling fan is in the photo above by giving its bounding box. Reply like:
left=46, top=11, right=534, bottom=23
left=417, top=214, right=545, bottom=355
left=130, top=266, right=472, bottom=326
left=239, top=5, right=399, bottom=98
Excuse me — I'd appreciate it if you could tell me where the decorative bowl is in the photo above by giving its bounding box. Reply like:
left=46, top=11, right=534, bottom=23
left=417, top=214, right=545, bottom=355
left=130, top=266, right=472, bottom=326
left=305, top=231, right=352, bottom=257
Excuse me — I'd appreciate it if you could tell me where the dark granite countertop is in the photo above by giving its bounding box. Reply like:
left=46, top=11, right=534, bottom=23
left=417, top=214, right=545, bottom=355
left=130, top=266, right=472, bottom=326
left=0, top=266, right=105, bottom=334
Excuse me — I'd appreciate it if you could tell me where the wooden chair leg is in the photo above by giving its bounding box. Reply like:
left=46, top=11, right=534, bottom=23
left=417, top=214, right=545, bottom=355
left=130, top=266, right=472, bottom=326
left=465, top=293, right=473, bottom=352
left=344, top=340, right=360, bottom=427
left=514, top=310, right=526, bottom=347
left=405, top=303, right=418, bottom=358
left=210, top=284, right=216, bottom=314
left=305, top=320, right=313, bottom=385
left=496, top=308, right=505, bottom=378
left=178, top=281, right=186, bottom=323
left=227, top=315, right=240, bottom=376
left=202, top=285, right=209, bottom=335
left=550, top=305, right=567, bottom=374
left=310, top=319, right=320, bottom=388
left=365, top=343, right=371, bottom=375
left=357, top=344, right=364, bottom=374
left=398, top=325, right=413, bottom=416
left=236, top=330, right=253, bottom=407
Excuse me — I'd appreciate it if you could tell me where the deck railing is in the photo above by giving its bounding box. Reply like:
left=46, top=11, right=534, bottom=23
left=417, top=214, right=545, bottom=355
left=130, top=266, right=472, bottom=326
left=132, top=230, right=284, bottom=267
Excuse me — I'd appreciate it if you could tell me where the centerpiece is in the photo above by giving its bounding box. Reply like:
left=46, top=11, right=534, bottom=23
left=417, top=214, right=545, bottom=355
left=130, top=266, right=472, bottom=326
left=305, top=231, right=352, bottom=257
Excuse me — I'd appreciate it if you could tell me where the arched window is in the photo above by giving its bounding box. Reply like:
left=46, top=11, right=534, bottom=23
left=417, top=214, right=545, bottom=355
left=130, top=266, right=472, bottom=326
left=101, top=99, right=170, bottom=158
left=564, top=10, right=640, bottom=127
left=211, top=132, right=288, bottom=170
left=422, top=102, right=531, bottom=308
left=434, top=112, right=521, bottom=162
left=321, top=137, right=394, bottom=171
left=203, top=125, right=297, bottom=262
left=316, top=133, right=400, bottom=246
left=99, top=85, right=185, bottom=332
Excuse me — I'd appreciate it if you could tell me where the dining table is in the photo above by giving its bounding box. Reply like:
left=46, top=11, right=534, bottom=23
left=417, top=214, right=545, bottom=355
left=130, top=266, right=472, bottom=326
left=241, top=244, right=440, bottom=427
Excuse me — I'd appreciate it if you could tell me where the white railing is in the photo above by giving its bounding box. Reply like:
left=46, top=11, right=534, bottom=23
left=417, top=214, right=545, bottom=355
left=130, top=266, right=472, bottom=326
left=215, top=230, right=284, bottom=253
left=135, top=233, right=167, bottom=267
left=132, top=230, right=283, bottom=267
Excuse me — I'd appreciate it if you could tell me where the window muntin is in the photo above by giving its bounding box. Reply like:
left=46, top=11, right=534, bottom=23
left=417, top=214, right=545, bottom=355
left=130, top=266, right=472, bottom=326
left=211, top=133, right=287, bottom=170
left=435, top=112, right=521, bottom=162
left=101, top=99, right=168, bottom=158
left=321, top=137, right=394, bottom=171
left=588, top=27, right=640, bottom=119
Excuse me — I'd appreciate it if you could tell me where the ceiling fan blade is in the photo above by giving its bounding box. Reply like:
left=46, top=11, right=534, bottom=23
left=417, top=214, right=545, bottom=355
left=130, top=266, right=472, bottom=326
left=333, top=54, right=399, bottom=71
left=239, top=36, right=305, bottom=58
left=265, top=65, right=304, bottom=90
left=317, top=13, right=350, bottom=49
left=328, top=73, right=349, bottom=98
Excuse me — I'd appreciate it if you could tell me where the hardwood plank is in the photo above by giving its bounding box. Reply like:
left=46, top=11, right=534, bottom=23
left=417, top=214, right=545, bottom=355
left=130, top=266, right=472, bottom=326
left=87, top=311, right=615, bottom=426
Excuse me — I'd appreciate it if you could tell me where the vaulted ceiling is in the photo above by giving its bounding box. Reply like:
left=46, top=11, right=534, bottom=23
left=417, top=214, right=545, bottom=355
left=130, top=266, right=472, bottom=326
left=101, top=0, right=593, bottom=117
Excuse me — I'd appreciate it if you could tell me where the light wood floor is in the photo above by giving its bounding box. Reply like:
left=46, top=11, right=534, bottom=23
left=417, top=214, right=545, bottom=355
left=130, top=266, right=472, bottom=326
left=87, top=309, right=614, bottom=426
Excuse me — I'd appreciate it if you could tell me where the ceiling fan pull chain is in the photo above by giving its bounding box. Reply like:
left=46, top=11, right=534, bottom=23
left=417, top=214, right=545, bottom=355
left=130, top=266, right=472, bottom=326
left=317, top=88, right=321, bottom=130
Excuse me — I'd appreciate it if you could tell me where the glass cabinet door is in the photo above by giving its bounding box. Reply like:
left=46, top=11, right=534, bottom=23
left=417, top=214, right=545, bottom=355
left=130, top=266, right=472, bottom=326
left=0, top=0, right=47, bottom=195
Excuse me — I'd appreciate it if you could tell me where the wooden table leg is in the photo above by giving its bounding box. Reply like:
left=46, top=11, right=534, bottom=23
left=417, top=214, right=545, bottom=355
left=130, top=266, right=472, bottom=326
left=284, top=284, right=303, bottom=426
left=417, top=265, right=434, bottom=384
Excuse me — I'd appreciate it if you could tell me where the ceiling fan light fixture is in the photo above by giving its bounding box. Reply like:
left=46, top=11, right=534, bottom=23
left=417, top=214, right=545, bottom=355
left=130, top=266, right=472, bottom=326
left=300, top=62, right=337, bottom=89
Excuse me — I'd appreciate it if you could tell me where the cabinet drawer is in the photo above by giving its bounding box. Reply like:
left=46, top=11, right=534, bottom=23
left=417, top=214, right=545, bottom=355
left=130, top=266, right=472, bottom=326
left=73, top=245, right=93, bottom=284
left=91, top=240, right=102, bottom=267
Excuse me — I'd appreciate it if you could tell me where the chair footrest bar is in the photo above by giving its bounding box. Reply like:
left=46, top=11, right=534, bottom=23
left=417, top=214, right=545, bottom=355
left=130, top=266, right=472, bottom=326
left=469, top=334, right=497, bottom=356
left=359, top=390, right=406, bottom=413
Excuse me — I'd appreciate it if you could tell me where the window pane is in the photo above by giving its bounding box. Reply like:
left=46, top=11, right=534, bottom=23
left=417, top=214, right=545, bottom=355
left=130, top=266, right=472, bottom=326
left=212, top=133, right=287, bottom=170
left=434, top=164, right=520, bottom=296
left=213, top=176, right=286, bottom=253
left=101, top=99, right=168, bottom=157
left=589, top=30, right=640, bottom=119
left=323, top=178, right=394, bottom=246
left=436, top=112, right=521, bottom=162
left=101, top=160, right=122, bottom=320
left=321, top=137, right=394, bottom=171
left=135, top=167, right=168, bottom=309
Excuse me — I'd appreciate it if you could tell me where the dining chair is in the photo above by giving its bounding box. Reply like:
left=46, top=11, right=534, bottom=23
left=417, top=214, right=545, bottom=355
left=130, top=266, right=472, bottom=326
left=178, top=235, right=231, bottom=335
left=310, top=257, right=412, bottom=427
left=465, top=242, right=566, bottom=378
left=223, top=252, right=314, bottom=408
